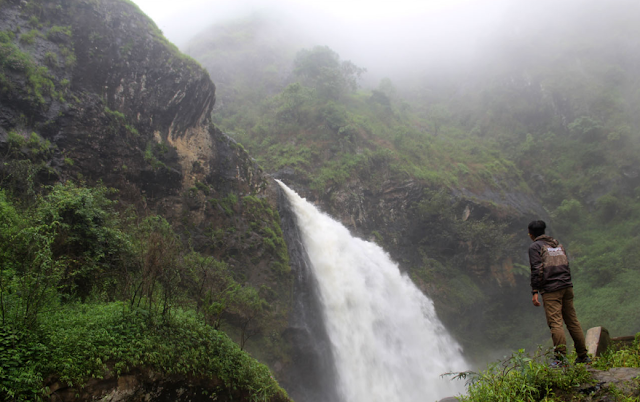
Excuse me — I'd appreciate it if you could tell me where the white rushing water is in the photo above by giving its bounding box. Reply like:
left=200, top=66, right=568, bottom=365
left=278, top=181, right=469, bottom=402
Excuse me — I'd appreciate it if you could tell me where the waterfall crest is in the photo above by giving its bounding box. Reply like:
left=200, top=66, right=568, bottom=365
left=278, top=181, right=468, bottom=402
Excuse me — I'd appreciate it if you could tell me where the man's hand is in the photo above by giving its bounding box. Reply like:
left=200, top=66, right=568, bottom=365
left=532, top=293, right=541, bottom=307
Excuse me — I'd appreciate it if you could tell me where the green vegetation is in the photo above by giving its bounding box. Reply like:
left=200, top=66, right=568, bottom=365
left=4, top=131, right=52, bottom=161
left=19, top=29, right=40, bottom=45
left=47, top=25, right=73, bottom=40
left=0, top=38, right=57, bottom=105
left=217, top=44, right=524, bottom=194
left=0, top=2, right=293, bottom=399
left=0, top=31, right=15, bottom=44
left=195, top=180, right=210, bottom=195
left=59, top=45, right=76, bottom=68
left=293, top=45, right=366, bottom=100
left=0, top=179, right=289, bottom=401
left=593, top=334, right=640, bottom=370
left=196, top=3, right=640, bottom=354
left=43, top=51, right=57, bottom=67
left=455, top=336, right=640, bottom=401
left=105, top=106, right=139, bottom=137
left=242, top=195, right=289, bottom=274
left=210, top=193, right=238, bottom=216
left=454, top=348, right=592, bottom=402
left=0, top=304, right=288, bottom=401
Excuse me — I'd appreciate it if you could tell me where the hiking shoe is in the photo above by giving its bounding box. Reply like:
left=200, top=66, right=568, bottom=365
left=549, top=359, right=568, bottom=369
left=575, top=355, right=592, bottom=365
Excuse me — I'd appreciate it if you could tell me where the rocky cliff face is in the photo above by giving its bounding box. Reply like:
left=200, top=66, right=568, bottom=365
left=0, top=0, right=292, bottom=398
left=276, top=158, right=550, bottom=356
left=0, top=0, right=284, bottom=286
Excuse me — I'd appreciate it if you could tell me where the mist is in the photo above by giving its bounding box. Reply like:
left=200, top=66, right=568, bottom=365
left=145, top=0, right=509, bottom=84
left=136, top=0, right=640, bottom=98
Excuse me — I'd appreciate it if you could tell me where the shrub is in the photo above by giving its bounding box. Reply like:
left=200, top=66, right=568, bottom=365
left=453, top=348, right=592, bottom=402
left=19, top=29, right=39, bottom=45
left=552, top=199, right=583, bottom=226
left=593, top=333, right=640, bottom=370
left=0, top=31, right=15, bottom=44
left=44, top=52, right=58, bottom=67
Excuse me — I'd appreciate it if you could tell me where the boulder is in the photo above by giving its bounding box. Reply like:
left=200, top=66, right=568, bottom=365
left=586, top=326, right=611, bottom=357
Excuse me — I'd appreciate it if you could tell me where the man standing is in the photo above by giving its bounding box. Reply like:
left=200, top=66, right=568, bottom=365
left=528, top=220, right=591, bottom=365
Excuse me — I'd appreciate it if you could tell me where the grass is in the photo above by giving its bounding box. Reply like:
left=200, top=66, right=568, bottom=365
left=593, top=333, right=640, bottom=370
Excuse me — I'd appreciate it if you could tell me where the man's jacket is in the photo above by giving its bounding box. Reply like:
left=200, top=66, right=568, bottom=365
left=529, top=235, right=573, bottom=293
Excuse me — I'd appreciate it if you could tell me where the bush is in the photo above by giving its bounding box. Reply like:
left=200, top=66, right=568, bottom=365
left=19, top=29, right=39, bottom=45
left=552, top=199, right=583, bottom=228
left=454, top=348, right=592, bottom=402
left=593, top=333, right=640, bottom=370
left=0, top=303, right=289, bottom=402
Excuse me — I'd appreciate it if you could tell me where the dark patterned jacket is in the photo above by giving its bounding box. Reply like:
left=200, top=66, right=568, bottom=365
left=529, top=235, right=573, bottom=293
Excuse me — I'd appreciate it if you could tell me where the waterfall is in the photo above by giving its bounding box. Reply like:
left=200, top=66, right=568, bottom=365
left=278, top=181, right=468, bottom=402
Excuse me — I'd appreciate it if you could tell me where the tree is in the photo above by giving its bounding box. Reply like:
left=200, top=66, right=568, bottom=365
left=184, top=251, right=234, bottom=329
left=293, top=45, right=366, bottom=100
left=378, top=77, right=397, bottom=99
left=275, top=82, right=313, bottom=123
left=129, top=216, right=181, bottom=318
left=568, top=116, right=603, bottom=142
left=0, top=190, right=62, bottom=329
left=38, top=182, right=133, bottom=301
left=228, top=285, right=267, bottom=350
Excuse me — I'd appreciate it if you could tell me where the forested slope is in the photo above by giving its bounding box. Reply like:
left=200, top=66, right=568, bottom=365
left=186, top=0, right=640, bottom=361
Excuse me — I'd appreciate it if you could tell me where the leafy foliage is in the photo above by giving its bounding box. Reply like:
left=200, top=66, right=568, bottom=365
left=0, top=38, right=57, bottom=105
left=453, top=336, right=640, bottom=402
left=593, top=334, right=640, bottom=370
left=453, top=348, right=592, bottom=402
left=293, top=46, right=365, bottom=100
left=0, top=181, right=287, bottom=400
left=0, top=303, right=289, bottom=402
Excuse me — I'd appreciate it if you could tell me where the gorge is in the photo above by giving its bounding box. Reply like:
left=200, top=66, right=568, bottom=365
left=1, top=0, right=640, bottom=400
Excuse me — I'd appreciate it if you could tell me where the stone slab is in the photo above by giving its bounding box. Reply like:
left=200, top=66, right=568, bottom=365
left=586, top=326, right=610, bottom=357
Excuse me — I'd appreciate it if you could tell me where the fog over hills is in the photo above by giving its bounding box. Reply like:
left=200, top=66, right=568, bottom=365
left=133, top=0, right=640, bottom=97
left=2, top=0, right=640, bottom=400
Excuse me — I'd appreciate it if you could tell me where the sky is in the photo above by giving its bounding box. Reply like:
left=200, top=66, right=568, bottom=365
left=132, top=0, right=505, bottom=29
left=127, top=0, right=639, bottom=89
left=130, top=0, right=511, bottom=82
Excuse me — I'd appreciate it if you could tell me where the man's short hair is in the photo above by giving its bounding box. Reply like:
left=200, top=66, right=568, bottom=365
left=528, top=220, right=546, bottom=238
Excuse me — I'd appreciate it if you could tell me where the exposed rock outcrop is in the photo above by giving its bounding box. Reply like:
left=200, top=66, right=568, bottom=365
left=0, top=0, right=292, bottom=397
left=0, top=0, right=285, bottom=298
left=277, top=162, right=549, bottom=356
left=580, top=367, right=640, bottom=401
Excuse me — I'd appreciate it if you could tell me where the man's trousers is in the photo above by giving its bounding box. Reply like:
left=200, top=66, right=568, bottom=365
left=542, top=287, right=588, bottom=358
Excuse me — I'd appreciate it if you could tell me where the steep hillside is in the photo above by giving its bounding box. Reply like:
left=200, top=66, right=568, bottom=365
left=187, top=21, right=551, bottom=360
left=0, top=0, right=293, bottom=400
left=415, top=0, right=640, bottom=338
left=186, top=0, right=640, bottom=361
